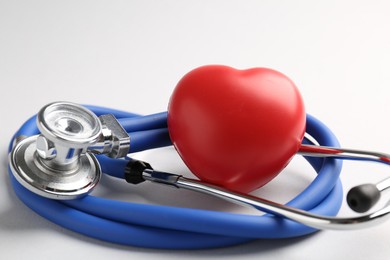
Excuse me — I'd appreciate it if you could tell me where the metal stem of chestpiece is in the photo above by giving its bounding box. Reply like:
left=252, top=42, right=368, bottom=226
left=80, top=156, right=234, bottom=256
left=9, top=102, right=130, bottom=200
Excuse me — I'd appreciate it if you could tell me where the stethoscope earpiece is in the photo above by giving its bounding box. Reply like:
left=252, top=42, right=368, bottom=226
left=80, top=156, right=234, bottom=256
left=347, top=184, right=381, bottom=213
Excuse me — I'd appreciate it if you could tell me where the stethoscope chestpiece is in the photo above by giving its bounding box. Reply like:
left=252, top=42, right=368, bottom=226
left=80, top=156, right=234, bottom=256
left=9, top=102, right=103, bottom=200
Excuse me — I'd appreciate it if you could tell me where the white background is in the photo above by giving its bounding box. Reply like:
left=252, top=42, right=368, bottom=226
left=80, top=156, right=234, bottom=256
left=1, top=0, right=390, bottom=259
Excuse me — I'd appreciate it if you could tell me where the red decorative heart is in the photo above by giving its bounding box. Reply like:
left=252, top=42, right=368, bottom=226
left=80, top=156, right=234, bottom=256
left=168, top=65, right=305, bottom=193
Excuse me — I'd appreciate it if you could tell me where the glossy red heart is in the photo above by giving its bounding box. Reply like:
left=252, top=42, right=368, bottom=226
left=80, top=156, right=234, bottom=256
left=168, top=65, right=305, bottom=193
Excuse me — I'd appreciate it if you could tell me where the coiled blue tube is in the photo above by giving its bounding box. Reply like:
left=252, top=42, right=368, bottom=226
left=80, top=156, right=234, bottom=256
left=8, top=106, right=343, bottom=249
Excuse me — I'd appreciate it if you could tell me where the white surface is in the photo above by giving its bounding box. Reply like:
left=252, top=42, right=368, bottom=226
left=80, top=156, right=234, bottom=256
left=1, top=0, right=390, bottom=259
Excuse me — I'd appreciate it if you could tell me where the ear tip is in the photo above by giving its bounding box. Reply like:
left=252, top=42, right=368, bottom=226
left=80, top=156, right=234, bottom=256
left=347, top=184, right=381, bottom=213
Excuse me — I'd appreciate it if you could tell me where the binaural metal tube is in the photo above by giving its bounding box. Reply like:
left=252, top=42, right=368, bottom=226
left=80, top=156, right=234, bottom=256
left=141, top=143, right=390, bottom=230
left=141, top=169, right=390, bottom=230
left=298, top=144, right=390, bottom=165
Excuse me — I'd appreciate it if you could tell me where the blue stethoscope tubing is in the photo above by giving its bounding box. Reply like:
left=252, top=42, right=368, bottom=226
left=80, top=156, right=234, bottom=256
left=7, top=105, right=343, bottom=249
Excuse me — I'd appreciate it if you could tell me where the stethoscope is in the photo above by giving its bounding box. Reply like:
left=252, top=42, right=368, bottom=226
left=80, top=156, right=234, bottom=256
left=7, top=65, right=390, bottom=249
